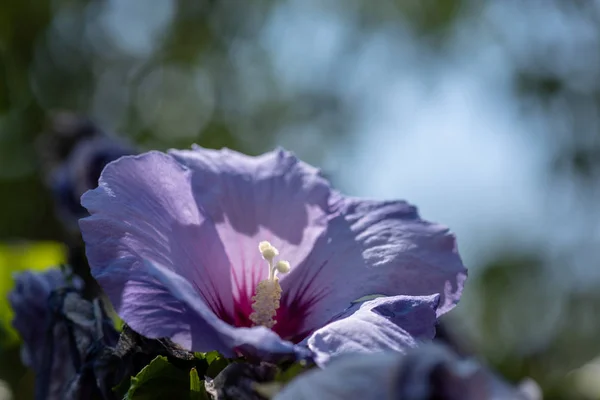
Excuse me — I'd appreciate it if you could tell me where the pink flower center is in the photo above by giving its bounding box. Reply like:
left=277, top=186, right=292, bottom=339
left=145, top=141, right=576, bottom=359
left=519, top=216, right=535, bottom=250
left=228, top=288, right=313, bottom=343
left=218, top=241, right=316, bottom=343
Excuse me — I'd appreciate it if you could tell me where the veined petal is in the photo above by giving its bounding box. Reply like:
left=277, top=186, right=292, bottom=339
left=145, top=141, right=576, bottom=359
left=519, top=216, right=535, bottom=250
left=304, top=295, right=440, bottom=366
left=169, top=146, right=331, bottom=315
left=80, top=151, right=234, bottom=331
left=281, top=197, right=466, bottom=338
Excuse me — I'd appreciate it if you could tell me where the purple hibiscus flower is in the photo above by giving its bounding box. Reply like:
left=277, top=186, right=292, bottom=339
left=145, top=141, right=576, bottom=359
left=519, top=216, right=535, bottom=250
left=79, top=146, right=467, bottom=363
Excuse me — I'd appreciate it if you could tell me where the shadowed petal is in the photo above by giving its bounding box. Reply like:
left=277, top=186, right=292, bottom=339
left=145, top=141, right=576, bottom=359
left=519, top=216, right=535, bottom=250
left=281, top=197, right=466, bottom=338
left=80, top=151, right=234, bottom=332
left=169, top=146, right=332, bottom=310
left=89, top=260, right=204, bottom=349
left=275, top=352, right=403, bottom=400
left=304, top=295, right=440, bottom=366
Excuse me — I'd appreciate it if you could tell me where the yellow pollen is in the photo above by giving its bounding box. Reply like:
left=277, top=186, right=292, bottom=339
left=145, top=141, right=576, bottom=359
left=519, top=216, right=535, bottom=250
left=249, top=241, right=291, bottom=328
left=249, top=278, right=282, bottom=328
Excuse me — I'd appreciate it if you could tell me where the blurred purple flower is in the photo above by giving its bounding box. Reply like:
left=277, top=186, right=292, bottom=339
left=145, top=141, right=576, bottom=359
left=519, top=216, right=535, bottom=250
left=52, top=135, right=135, bottom=228
left=37, top=112, right=136, bottom=231
left=79, top=146, right=467, bottom=362
left=274, top=343, right=541, bottom=400
left=9, top=268, right=118, bottom=400
left=9, top=268, right=82, bottom=372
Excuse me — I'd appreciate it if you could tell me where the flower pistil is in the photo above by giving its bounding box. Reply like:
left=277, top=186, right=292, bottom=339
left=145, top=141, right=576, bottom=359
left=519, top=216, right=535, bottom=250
left=249, top=241, right=291, bottom=328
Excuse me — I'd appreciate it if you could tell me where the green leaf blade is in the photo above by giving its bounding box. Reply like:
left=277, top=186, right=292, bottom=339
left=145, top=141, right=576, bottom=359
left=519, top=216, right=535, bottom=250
left=189, top=368, right=208, bottom=400
left=125, top=356, right=190, bottom=400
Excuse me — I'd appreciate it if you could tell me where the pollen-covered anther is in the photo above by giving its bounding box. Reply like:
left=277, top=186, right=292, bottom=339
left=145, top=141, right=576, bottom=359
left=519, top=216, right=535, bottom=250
left=250, top=240, right=292, bottom=328
left=249, top=278, right=282, bottom=329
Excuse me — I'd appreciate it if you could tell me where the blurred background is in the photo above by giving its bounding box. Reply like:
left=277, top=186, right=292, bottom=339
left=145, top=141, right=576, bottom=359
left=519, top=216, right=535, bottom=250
left=1, top=0, right=599, bottom=399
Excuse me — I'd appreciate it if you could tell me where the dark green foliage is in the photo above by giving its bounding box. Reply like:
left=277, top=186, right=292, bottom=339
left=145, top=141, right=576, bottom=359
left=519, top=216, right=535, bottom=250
left=124, top=356, right=202, bottom=400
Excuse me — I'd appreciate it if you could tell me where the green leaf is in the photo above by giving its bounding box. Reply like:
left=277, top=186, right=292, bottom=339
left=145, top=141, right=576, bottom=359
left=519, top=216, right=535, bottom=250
left=204, top=351, right=220, bottom=364
left=205, top=352, right=231, bottom=379
left=112, top=375, right=132, bottom=399
left=192, top=351, right=231, bottom=379
left=125, top=356, right=191, bottom=400
left=189, top=368, right=208, bottom=400
left=275, top=361, right=310, bottom=383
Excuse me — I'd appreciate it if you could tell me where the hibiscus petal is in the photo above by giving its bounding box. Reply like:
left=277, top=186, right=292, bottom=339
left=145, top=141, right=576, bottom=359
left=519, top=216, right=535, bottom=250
left=168, top=146, right=332, bottom=307
left=281, top=197, right=467, bottom=337
left=304, top=295, right=440, bottom=366
left=80, top=151, right=235, bottom=331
